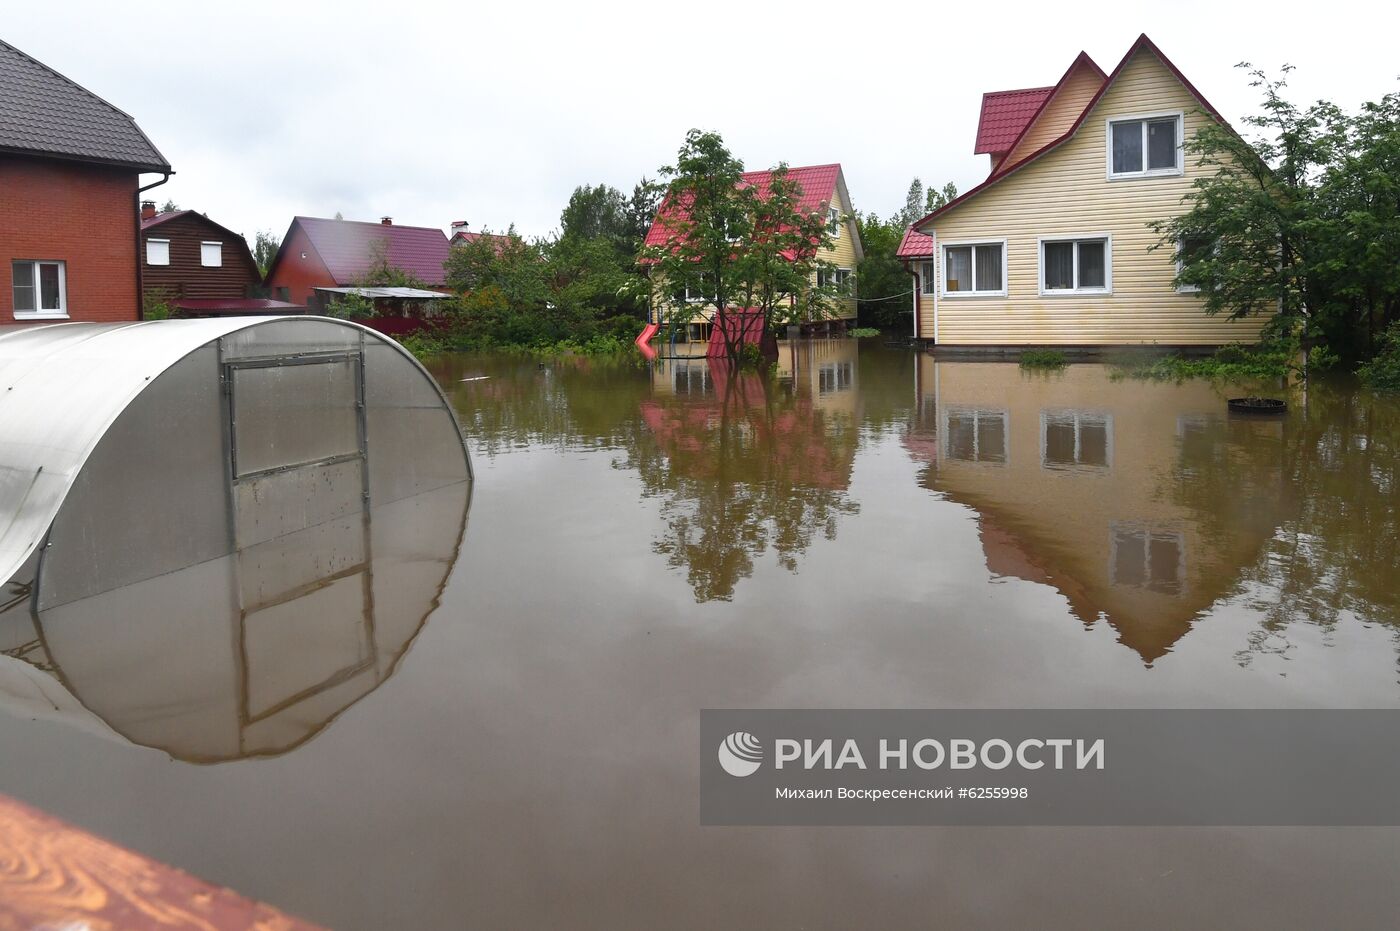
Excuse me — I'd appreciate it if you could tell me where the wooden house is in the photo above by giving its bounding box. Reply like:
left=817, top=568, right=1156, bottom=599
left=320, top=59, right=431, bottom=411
left=902, top=34, right=1266, bottom=347
left=138, top=205, right=293, bottom=316
left=642, top=163, right=863, bottom=342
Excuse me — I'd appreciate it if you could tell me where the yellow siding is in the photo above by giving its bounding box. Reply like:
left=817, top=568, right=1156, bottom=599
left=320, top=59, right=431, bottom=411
left=1001, top=64, right=1104, bottom=166
left=921, top=48, right=1267, bottom=345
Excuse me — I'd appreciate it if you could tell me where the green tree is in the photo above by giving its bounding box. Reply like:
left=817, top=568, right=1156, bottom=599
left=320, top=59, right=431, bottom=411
left=159, top=198, right=178, bottom=214
left=925, top=181, right=958, bottom=212
left=854, top=213, right=913, bottom=330
left=560, top=184, right=628, bottom=246
left=252, top=229, right=280, bottom=276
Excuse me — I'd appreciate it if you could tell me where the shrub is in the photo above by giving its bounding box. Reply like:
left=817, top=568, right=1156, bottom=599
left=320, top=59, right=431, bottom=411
left=1358, top=323, right=1400, bottom=391
left=848, top=326, right=880, bottom=338
left=1019, top=349, right=1068, bottom=370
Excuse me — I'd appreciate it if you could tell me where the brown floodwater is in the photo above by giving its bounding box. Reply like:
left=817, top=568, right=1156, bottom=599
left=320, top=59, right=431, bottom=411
left=2, top=340, right=1400, bottom=928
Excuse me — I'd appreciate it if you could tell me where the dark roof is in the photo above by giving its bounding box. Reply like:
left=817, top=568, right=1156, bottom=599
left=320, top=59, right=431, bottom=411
left=173, top=299, right=306, bottom=315
left=0, top=38, right=169, bottom=172
left=293, top=216, right=450, bottom=286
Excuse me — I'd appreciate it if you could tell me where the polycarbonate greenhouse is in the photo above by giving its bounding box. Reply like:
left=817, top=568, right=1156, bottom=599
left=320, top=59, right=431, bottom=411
left=0, top=317, right=472, bottom=761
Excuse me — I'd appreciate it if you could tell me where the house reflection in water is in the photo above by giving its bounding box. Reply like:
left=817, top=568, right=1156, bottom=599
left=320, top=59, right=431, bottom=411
left=908, top=359, right=1286, bottom=663
left=639, top=340, right=861, bottom=601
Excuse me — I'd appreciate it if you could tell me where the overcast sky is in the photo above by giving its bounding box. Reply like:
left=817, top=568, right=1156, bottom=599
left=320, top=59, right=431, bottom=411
left=7, top=1, right=1395, bottom=243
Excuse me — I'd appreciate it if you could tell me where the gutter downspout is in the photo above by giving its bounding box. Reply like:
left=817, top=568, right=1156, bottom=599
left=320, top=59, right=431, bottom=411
left=135, top=170, right=173, bottom=320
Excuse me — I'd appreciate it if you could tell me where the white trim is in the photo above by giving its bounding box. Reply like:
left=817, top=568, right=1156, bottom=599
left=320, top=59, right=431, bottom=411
left=200, top=240, right=223, bottom=268
left=10, top=259, right=68, bottom=319
left=930, top=231, right=939, bottom=342
left=1039, top=409, right=1114, bottom=471
left=145, top=237, right=170, bottom=266
left=1037, top=233, right=1113, bottom=296
left=939, top=238, right=1008, bottom=298
left=1105, top=110, right=1184, bottom=180
left=827, top=206, right=842, bottom=239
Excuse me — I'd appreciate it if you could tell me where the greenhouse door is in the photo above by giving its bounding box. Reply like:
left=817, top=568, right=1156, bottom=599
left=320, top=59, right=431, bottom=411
left=223, top=351, right=377, bottom=733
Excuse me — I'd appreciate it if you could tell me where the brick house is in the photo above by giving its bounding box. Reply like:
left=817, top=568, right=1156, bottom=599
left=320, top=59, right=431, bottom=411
left=0, top=38, right=170, bottom=324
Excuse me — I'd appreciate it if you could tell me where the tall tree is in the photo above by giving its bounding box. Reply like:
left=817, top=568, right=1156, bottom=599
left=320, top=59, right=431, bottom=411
left=252, top=230, right=280, bottom=276
left=898, top=178, right=925, bottom=227
left=925, top=181, right=958, bottom=213
left=560, top=184, right=628, bottom=246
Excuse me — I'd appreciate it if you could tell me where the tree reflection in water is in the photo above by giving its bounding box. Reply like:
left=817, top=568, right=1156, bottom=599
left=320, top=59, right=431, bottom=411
left=631, top=359, right=859, bottom=602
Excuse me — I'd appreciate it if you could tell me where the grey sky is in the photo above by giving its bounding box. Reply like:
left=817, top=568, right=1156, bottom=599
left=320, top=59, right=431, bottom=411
left=6, top=1, right=1395, bottom=244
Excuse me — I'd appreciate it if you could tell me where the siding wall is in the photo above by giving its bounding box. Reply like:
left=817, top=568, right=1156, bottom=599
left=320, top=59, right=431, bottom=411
left=142, top=213, right=261, bottom=303
left=1001, top=64, right=1104, bottom=167
left=921, top=48, right=1267, bottom=345
left=0, top=156, right=140, bottom=323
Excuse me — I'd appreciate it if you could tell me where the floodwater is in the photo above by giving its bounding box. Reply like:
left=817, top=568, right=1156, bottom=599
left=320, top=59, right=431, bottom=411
left=3, top=340, right=1400, bottom=928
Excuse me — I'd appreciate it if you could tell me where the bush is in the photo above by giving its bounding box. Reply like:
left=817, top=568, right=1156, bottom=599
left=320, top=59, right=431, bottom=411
left=1019, top=349, right=1068, bottom=370
left=848, top=326, right=880, bottom=338
left=1111, top=343, right=1291, bottom=382
left=1358, top=323, right=1400, bottom=391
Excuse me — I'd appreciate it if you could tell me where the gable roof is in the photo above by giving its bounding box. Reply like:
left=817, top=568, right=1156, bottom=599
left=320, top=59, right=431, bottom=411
left=642, top=162, right=862, bottom=261
left=275, top=216, right=451, bottom=285
left=0, top=38, right=169, bottom=172
left=140, top=209, right=261, bottom=276
left=991, top=51, right=1107, bottom=175
left=896, top=228, right=934, bottom=259
left=974, top=87, right=1055, bottom=154
left=915, top=34, right=1228, bottom=233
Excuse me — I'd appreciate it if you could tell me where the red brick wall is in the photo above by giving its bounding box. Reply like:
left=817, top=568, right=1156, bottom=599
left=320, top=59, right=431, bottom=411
left=264, top=223, right=333, bottom=306
left=0, top=156, right=142, bottom=323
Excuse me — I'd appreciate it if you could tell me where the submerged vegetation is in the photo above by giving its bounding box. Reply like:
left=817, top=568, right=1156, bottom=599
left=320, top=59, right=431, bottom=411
left=1019, top=349, right=1068, bottom=370
left=1358, top=323, right=1400, bottom=391
left=847, top=327, right=881, bottom=338
left=1110, top=343, right=1294, bottom=382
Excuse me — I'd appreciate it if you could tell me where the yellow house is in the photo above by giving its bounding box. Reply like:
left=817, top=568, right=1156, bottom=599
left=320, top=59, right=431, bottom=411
left=642, top=163, right=863, bottom=342
left=902, top=34, right=1265, bottom=347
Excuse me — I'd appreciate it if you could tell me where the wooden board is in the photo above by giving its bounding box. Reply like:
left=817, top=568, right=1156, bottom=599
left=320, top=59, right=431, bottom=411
left=0, top=793, right=323, bottom=931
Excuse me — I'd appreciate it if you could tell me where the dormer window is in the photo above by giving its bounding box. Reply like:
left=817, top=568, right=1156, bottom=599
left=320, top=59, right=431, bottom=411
left=1107, top=112, right=1183, bottom=178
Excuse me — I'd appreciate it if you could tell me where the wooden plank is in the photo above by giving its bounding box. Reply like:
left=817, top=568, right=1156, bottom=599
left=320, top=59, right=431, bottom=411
left=0, top=793, right=323, bottom=931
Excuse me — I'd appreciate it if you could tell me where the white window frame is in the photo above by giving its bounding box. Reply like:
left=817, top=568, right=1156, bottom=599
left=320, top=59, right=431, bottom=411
left=941, top=406, right=1010, bottom=465
left=10, top=259, right=68, bottom=320
left=827, top=206, right=841, bottom=238
left=1105, top=111, right=1184, bottom=180
left=201, top=240, right=223, bottom=267
left=146, top=238, right=170, bottom=266
left=919, top=260, right=936, bottom=295
left=939, top=239, right=1008, bottom=298
left=1039, top=409, right=1114, bottom=471
left=1037, top=233, right=1113, bottom=296
left=1174, top=235, right=1212, bottom=293
left=1109, top=523, right=1187, bottom=594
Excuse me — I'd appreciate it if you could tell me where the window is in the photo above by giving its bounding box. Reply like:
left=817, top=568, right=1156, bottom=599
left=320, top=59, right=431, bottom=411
left=819, top=268, right=854, bottom=292
left=1108, top=114, right=1182, bottom=177
left=1041, top=410, right=1112, bottom=470
left=943, top=408, right=1008, bottom=464
left=686, top=322, right=713, bottom=343
left=818, top=361, right=853, bottom=395
left=919, top=260, right=935, bottom=295
left=827, top=207, right=841, bottom=238
left=11, top=260, right=67, bottom=319
left=1040, top=236, right=1111, bottom=294
left=201, top=241, right=223, bottom=267
left=942, top=241, right=1005, bottom=296
left=146, top=238, right=170, bottom=265
left=1110, top=525, right=1185, bottom=594
left=683, top=274, right=715, bottom=304
left=1175, top=235, right=1212, bottom=293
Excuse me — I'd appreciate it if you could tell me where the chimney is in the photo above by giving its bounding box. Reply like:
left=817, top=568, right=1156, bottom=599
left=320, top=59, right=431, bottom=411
left=380, top=216, right=393, bottom=225
left=140, top=200, right=156, bottom=221
left=450, top=220, right=470, bottom=238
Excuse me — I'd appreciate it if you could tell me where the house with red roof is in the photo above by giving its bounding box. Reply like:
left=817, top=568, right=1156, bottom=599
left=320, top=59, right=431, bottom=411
left=642, top=163, right=863, bottom=343
left=263, top=215, right=451, bottom=308
left=902, top=35, right=1266, bottom=347
left=139, top=202, right=301, bottom=317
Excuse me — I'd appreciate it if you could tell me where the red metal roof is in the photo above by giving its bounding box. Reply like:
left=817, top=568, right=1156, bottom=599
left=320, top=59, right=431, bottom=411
left=296, top=216, right=450, bottom=286
left=643, top=163, right=842, bottom=251
left=896, top=227, right=934, bottom=259
left=974, top=87, right=1054, bottom=154
left=916, top=34, right=1231, bottom=233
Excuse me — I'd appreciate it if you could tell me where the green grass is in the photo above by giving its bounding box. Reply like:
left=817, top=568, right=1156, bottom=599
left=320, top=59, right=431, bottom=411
left=1109, top=343, right=1291, bottom=382
left=1019, top=349, right=1069, bottom=370
left=847, top=327, right=881, bottom=338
